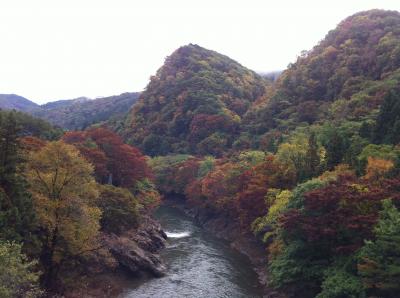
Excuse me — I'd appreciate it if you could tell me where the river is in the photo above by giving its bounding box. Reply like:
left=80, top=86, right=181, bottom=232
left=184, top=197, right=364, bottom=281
left=122, top=205, right=264, bottom=298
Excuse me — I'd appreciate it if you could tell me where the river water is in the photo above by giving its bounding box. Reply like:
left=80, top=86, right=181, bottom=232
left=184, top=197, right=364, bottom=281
left=122, top=205, right=264, bottom=298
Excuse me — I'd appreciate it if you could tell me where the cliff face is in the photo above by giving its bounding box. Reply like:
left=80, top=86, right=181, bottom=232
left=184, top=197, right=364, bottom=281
left=64, top=214, right=167, bottom=298
left=104, top=214, right=167, bottom=278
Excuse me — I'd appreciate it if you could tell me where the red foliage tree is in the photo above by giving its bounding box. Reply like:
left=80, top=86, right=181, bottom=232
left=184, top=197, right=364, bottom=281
left=282, top=174, right=400, bottom=255
left=63, top=128, right=151, bottom=187
left=235, top=156, right=295, bottom=228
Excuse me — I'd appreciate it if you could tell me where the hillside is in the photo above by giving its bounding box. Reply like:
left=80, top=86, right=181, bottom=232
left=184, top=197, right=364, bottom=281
left=34, top=92, right=140, bottom=130
left=40, top=96, right=90, bottom=110
left=0, top=92, right=140, bottom=130
left=122, top=44, right=268, bottom=156
left=243, top=9, right=400, bottom=144
left=0, top=94, right=39, bottom=113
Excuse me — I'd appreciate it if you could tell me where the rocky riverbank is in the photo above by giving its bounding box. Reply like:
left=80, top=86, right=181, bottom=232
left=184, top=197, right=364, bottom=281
left=63, top=214, right=167, bottom=298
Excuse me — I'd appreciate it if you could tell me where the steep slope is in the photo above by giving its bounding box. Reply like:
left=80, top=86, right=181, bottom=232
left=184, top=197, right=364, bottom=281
left=244, top=9, right=400, bottom=141
left=0, top=94, right=39, bottom=113
left=35, top=92, right=140, bottom=130
left=123, top=44, right=268, bottom=156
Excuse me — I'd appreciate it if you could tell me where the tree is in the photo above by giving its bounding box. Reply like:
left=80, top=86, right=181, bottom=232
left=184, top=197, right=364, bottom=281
left=364, top=157, right=394, bottom=181
left=63, top=128, right=151, bottom=188
left=322, top=127, right=345, bottom=169
left=357, top=144, right=400, bottom=175
left=305, top=132, right=320, bottom=179
left=0, top=241, right=42, bottom=298
left=236, top=156, right=294, bottom=228
left=0, top=111, right=36, bottom=243
left=269, top=173, right=400, bottom=296
left=374, top=88, right=400, bottom=144
left=97, top=185, right=139, bottom=234
left=26, top=141, right=101, bottom=288
left=358, top=199, right=400, bottom=297
left=276, top=139, right=307, bottom=182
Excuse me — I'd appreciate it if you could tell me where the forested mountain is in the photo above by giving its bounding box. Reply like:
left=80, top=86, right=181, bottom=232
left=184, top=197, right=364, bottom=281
left=122, top=44, right=267, bottom=156
left=0, top=94, right=39, bottom=113
left=40, top=97, right=90, bottom=110
left=0, top=93, right=140, bottom=130
left=243, top=9, right=400, bottom=146
left=34, top=92, right=140, bottom=130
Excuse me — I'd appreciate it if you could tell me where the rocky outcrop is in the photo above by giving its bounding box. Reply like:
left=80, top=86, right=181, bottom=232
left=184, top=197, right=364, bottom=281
left=103, top=214, right=167, bottom=277
left=64, top=214, right=167, bottom=298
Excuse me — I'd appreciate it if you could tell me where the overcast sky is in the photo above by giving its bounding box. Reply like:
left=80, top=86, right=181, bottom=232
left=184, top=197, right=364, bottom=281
left=0, top=0, right=399, bottom=104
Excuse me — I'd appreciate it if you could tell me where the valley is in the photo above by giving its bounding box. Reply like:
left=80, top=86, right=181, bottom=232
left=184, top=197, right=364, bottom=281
left=1, top=8, right=400, bottom=298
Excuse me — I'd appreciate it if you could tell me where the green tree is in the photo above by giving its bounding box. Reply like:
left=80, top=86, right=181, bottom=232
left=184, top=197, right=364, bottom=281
left=322, top=128, right=345, bottom=170
left=358, top=199, right=400, bottom=297
left=305, top=132, right=320, bottom=179
left=0, top=241, right=42, bottom=298
left=374, top=88, right=400, bottom=144
left=98, top=184, right=139, bottom=234
left=0, top=111, right=36, bottom=243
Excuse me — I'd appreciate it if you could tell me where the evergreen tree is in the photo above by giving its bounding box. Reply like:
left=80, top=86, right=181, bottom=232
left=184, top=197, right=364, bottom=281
left=374, top=88, right=400, bottom=144
left=305, top=132, right=320, bottom=179
left=358, top=199, right=400, bottom=297
left=323, top=129, right=345, bottom=170
left=0, top=112, right=36, bottom=243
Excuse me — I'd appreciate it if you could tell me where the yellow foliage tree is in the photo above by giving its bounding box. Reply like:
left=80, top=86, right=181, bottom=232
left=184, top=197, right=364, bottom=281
left=26, top=141, right=101, bottom=287
left=364, top=157, right=394, bottom=181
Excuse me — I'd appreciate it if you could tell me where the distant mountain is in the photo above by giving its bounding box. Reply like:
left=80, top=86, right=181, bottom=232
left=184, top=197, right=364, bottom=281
left=0, top=92, right=140, bottom=130
left=41, top=97, right=91, bottom=110
left=121, top=44, right=268, bottom=156
left=34, top=92, right=140, bottom=130
left=0, top=94, right=39, bottom=113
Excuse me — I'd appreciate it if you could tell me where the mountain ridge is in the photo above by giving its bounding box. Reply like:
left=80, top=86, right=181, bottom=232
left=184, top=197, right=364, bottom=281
left=0, top=92, right=140, bottom=130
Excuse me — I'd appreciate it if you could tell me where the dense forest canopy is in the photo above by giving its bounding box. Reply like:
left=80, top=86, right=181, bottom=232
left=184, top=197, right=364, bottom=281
left=122, top=44, right=267, bottom=156
left=243, top=9, right=400, bottom=146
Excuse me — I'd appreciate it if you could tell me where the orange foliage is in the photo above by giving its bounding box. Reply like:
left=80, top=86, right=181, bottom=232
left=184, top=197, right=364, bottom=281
left=19, top=136, right=47, bottom=152
left=364, top=157, right=394, bottom=181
